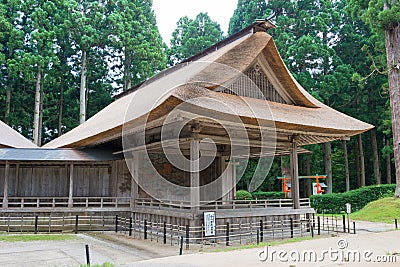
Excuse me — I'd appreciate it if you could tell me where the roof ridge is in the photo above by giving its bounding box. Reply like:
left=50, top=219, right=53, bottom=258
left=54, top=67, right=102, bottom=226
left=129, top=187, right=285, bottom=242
left=114, top=21, right=274, bottom=100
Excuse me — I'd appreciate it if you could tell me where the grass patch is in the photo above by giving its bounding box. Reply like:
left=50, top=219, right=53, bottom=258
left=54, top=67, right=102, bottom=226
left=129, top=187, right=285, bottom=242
left=203, top=236, right=324, bottom=253
left=0, top=234, right=75, bottom=242
left=351, top=197, right=400, bottom=223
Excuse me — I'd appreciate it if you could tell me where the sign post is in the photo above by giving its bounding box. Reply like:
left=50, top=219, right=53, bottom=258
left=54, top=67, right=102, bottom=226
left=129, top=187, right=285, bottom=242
left=204, top=212, right=216, bottom=237
left=346, top=203, right=351, bottom=233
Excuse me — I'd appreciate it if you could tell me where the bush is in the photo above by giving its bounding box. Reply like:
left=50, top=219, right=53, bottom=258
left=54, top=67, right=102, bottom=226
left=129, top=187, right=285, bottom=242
left=252, top=191, right=285, bottom=199
left=310, top=184, right=396, bottom=213
left=236, top=190, right=253, bottom=200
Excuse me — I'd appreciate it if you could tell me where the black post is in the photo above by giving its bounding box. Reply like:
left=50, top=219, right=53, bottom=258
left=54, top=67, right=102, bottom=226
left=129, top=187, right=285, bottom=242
left=185, top=225, right=189, bottom=249
left=75, top=215, right=79, bottom=234
left=144, top=220, right=148, bottom=239
left=317, top=216, right=320, bottom=235
left=312, top=213, right=315, bottom=228
left=85, top=244, right=90, bottom=265
left=290, top=218, right=294, bottom=238
left=260, top=220, right=264, bottom=242
left=115, top=215, right=118, bottom=233
left=163, top=222, right=167, bottom=244
left=342, top=215, right=346, bottom=233
left=311, top=223, right=314, bottom=238
left=179, top=236, right=183, bottom=255
left=353, top=222, right=356, bottom=234
left=257, top=229, right=260, bottom=245
left=395, top=219, right=398, bottom=230
left=129, top=217, right=133, bottom=236
left=226, top=222, right=230, bottom=246
left=34, top=215, right=38, bottom=234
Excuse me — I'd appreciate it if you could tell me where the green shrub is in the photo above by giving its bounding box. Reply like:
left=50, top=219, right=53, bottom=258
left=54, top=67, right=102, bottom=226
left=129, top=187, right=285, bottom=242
left=310, top=184, right=396, bottom=213
left=236, top=190, right=253, bottom=200
left=252, top=191, right=285, bottom=199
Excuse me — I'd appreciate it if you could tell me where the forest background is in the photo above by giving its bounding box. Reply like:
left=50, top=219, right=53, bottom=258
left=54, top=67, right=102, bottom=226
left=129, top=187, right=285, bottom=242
left=1, top=0, right=398, bottom=194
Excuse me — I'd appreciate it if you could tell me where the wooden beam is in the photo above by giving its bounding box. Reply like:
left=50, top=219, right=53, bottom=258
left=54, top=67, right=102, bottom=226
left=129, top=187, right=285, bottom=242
left=2, top=161, right=9, bottom=208
left=14, top=163, right=19, bottom=196
left=290, top=138, right=300, bottom=209
left=190, top=138, right=200, bottom=213
left=130, top=152, right=139, bottom=208
left=68, top=163, right=74, bottom=208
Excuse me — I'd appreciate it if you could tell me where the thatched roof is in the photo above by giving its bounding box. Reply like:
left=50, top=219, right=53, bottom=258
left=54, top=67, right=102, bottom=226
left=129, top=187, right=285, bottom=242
left=0, top=120, right=37, bottom=148
left=0, top=148, right=122, bottom=161
left=45, top=21, right=373, bottom=149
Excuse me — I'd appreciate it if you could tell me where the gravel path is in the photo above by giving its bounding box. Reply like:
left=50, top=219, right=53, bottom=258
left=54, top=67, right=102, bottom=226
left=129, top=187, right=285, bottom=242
left=133, top=230, right=400, bottom=267
left=0, top=233, right=178, bottom=267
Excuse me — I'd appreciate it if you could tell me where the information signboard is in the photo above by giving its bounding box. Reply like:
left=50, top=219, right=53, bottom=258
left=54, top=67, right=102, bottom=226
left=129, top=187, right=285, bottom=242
left=204, top=211, right=216, bottom=237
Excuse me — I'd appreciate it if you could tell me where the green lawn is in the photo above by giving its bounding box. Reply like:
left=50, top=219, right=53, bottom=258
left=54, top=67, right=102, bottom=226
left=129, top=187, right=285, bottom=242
left=0, top=234, right=75, bottom=242
left=350, top=197, right=400, bottom=223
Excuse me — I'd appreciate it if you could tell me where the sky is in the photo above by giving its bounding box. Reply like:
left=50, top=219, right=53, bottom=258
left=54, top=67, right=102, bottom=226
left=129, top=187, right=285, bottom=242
left=153, top=0, right=238, bottom=45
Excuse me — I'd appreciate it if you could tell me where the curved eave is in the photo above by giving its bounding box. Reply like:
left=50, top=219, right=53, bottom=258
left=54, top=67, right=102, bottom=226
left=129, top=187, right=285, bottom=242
left=172, top=87, right=373, bottom=137
left=0, top=121, right=37, bottom=148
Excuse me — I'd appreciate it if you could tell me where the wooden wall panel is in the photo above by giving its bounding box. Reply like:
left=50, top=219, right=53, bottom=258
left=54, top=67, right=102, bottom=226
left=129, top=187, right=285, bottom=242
left=0, top=163, right=113, bottom=198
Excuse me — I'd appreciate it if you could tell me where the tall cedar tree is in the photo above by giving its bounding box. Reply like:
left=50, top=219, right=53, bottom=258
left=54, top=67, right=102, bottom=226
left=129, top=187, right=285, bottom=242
left=0, top=0, right=166, bottom=144
left=111, top=0, right=166, bottom=91
left=347, top=0, right=400, bottom=196
left=228, top=0, right=268, bottom=35
left=168, top=13, right=223, bottom=65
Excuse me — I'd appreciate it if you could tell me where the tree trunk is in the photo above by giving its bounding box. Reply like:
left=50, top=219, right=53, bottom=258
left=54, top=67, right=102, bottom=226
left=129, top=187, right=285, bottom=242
left=359, top=134, right=366, bottom=186
left=384, top=21, right=400, bottom=197
left=371, top=129, right=381, bottom=184
left=305, top=155, right=312, bottom=196
left=58, top=75, right=64, bottom=136
left=386, top=136, right=392, bottom=184
left=123, top=49, right=132, bottom=91
left=324, top=142, right=332, bottom=194
left=4, top=48, right=13, bottom=124
left=5, top=79, right=11, bottom=125
left=355, top=138, right=361, bottom=187
left=38, top=70, right=44, bottom=146
left=33, top=66, right=42, bottom=145
left=79, top=50, right=87, bottom=124
left=343, top=140, right=350, bottom=191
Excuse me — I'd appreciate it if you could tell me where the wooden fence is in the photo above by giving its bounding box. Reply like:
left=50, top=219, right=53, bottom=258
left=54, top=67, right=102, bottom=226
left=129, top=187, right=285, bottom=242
left=1, top=197, right=130, bottom=209
left=0, top=213, right=364, bottom=248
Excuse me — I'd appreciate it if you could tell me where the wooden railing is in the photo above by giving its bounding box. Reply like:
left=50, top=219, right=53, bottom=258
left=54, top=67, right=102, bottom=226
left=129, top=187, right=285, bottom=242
left=134, top=198, right=192, bottom=210
left=134, top=198, right=311, bottom=211
left=0, top=197, right=131, bottom=209
left=0, top=197, right=310, bottom=210
left=200, top=198, right=311, bottom=210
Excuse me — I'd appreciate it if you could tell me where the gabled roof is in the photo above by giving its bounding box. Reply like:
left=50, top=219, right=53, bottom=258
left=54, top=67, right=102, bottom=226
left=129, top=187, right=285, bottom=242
left=44, top=21, right=373, bottom=149
left=0, top=120, right=37, bottom=148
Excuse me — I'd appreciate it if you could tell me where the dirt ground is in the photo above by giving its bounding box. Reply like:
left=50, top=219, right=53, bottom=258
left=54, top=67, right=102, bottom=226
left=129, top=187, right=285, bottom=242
left=0, top=232, right=183, bottom=267
left=0, top=220, right=397, bottom=267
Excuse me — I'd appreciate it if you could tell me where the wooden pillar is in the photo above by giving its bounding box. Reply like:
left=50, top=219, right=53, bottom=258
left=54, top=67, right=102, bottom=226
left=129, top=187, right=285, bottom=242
left=324, top=142, right=333, bottom=194
left=130, top=152, right=139, bottom=208
left=221, top=156, right=238, bottom=202
left=68, top=163, right=74, bottom=208
left=231, top=160, right=237, bottom=200
left=290, top=140, right=300, bottom=209
left=14, top=163, right=19, bottom=196
left=221, top=156, right=229, bottom=203
left=2, top=161, right=10, bottom=208
left=190, top=138, right=200, bottom=213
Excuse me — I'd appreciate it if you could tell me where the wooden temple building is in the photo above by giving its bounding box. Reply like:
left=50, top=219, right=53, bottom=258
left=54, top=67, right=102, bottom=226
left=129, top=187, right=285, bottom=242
left=0, top=21, right=373, bottom=228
